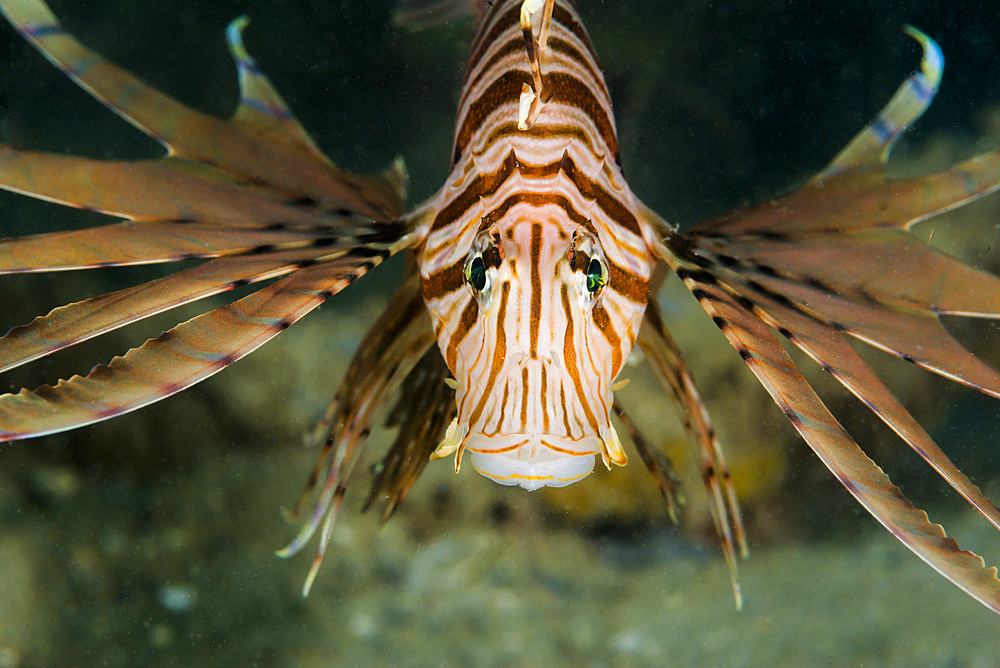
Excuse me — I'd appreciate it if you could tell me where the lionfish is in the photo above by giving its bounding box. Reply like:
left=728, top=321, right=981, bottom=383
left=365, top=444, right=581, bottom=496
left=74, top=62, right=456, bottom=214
left=1, top=0, right=999, bottom=613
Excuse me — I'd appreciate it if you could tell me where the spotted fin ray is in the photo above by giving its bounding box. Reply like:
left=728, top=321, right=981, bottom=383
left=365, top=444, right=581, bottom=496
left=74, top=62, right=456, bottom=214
left=277, top=274, right=436, bottom=595
left=676, top=274, right=1000, bottom=613
left=637, top=300, right=748, bottom=608
left=0, top=260, right=375, bottom=440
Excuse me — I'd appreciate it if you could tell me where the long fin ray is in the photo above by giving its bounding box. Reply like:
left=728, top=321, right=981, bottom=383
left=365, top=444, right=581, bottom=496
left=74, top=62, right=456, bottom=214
left=639, top=24, right=1000, bottom=613
left=668, top=26, right=1000, bottom=405
left=694, top=148, right=1000, bottom=241
left=611, top=402, right=684, bottom=527
left=682, top=244, right=1000, bottom=400
left=638, top=306, right=747, bottom=533
left=366, top=346, right=454, bottom=526
left=0, top=220, right=349, bottom=273
left=693, top=228, right=1000, bottom=318
left=742, top=271, right=1000, bottom=398
left=226, top=16, right=333, bottom=168
left=0, top=148, right=374, bottom=228
left=817, top=25, right=942, bottom=179
left=636, top=302, right=747, bottom=608
left=0, top=249, right=333, bottom=373
left=0, top=258, right=382, bottom=441
left=745, top=283, right=1000, bottom=531
left=279, top=276, right=436, bottom=594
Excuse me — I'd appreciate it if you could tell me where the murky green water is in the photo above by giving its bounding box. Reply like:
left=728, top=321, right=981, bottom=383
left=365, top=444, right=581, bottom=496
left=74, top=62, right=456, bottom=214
left=1, top=1, right=999, bottom=665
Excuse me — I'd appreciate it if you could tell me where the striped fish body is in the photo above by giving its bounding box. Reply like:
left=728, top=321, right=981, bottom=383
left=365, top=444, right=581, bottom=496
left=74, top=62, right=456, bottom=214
left=419, top=0, right=652, bottom=490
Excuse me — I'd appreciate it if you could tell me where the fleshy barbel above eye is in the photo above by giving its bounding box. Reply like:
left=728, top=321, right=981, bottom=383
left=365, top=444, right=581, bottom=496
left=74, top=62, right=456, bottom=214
left=463, top=229, right=503, bottom=305
left=569, top=229, right=609, bottom=307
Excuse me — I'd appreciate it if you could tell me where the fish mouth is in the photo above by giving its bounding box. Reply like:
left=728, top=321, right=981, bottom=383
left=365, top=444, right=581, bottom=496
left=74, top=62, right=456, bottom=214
left=430, top=418, right=626, bottom=491
left=465, top=432, right=600, bottom=491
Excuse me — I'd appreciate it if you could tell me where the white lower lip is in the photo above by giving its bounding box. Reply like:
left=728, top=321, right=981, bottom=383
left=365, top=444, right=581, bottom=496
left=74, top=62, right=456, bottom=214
left=466, top=433, right=599, bottom=491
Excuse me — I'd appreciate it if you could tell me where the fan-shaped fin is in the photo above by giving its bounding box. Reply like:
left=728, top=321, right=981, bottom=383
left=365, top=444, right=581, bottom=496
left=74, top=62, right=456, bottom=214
left=0, top=0, right=423, bottom=446
left=640, top=24, right=1000, bottom=613
left=670, top=25, right=1000, bottom=408
left=743, top=270, right=1000, bottom=396
left=692, top=228, right=1000, bottom=318
left=696, top=148, right=1000, bottom=239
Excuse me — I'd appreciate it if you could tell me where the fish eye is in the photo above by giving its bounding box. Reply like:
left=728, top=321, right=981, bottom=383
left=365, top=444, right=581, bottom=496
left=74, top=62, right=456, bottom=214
left=586, top=256, right=607, bottom=294
left=463, top=230, right=500, bottom=303
left=464, top=253, right=487, bottom=293
left=569, top=229, right=609, bottom=306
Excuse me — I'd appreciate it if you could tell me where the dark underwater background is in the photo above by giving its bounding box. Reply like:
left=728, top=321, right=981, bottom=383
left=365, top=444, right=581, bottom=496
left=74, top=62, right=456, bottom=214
left=0, top=0, right=999, bottom=664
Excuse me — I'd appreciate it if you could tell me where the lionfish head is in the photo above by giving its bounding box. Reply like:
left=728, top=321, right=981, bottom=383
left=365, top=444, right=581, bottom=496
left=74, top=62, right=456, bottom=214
left=422, top=212, right=648, bottom=491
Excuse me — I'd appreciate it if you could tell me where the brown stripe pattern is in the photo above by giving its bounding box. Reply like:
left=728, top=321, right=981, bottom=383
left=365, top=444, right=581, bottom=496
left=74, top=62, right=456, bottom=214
left=419, top=0, right=654, bottom=487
